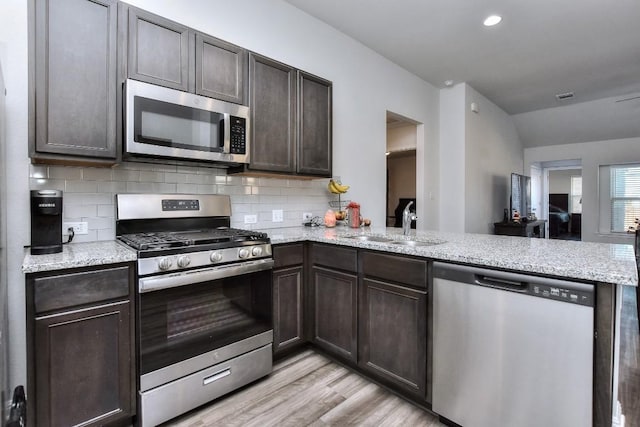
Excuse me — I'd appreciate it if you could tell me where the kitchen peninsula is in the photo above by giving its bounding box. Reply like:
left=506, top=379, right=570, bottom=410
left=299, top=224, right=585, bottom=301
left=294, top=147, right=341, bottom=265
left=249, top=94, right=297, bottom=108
left=265, top=225, right=636, bottom=427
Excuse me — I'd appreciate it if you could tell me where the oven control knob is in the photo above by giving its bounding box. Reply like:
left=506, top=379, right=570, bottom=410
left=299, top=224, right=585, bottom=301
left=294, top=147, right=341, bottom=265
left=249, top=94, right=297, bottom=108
left=210, top=252, right=223, bottom=263
left=251, top=246, right=263, bottom=257
left=238, top=248, right=250, bottom=259
left=158, top=257, right=173, bottom=271
left=177, top=256, right=191, bottom=268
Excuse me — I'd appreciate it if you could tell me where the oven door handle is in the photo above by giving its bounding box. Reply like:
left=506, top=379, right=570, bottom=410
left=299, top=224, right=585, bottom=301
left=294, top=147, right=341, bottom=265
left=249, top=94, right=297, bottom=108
left=139, top=258, right=275, bottom=293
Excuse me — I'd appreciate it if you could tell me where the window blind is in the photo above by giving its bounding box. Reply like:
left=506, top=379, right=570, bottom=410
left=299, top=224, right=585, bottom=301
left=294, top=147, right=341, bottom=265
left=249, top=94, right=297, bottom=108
left=610, top=165, right=640, bottom=232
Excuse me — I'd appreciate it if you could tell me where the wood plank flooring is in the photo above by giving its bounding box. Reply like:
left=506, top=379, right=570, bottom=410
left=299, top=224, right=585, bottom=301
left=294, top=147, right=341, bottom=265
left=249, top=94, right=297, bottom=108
left=163, top=350, right=443, bottom=427
left=618, top=285, right=640, bottom=426
left=165, top=285, right=640, bottom=427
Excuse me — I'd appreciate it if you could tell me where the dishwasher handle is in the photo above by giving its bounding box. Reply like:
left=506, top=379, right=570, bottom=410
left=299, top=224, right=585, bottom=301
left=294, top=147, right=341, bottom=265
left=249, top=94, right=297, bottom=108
left=474, top=275, right=528, bottom=292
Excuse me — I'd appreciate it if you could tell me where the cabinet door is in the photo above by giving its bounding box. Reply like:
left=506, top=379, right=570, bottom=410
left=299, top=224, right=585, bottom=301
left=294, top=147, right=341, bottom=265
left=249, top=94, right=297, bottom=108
left=34, top=0, right=117, bottom=159
left=310, top=266, right=358, bottom=362
left=273, top=266, right=304, bottom=356
left=127, top=6, right=192, bottom=91
left=34, top=301, right=133, bottom=427
left=248, top=53, right=297, bottom=173
left=196, top=33, right=247, bottom=104
left=360, top=278, right=427, bottom=399
left=297, top=72, right=332, bottom=176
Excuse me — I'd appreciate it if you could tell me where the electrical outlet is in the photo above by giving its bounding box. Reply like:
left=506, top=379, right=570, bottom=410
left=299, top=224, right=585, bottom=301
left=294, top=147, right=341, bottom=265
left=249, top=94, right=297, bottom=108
left=63, top=221, right=88, bottom=235
left=244, top=214, right=257, bottom=224
left=303, top=212, right=313, bottom=221
left=272, top=209, right=284, bottom=222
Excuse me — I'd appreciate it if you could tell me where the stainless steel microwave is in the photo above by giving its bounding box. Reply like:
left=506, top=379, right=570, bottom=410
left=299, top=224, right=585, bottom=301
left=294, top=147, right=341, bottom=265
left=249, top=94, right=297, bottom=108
left=124, top=79, right=250, bottom=164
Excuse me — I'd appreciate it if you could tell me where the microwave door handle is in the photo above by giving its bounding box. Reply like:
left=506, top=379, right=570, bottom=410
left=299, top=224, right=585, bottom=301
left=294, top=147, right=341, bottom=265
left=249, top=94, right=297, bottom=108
left=223, top=113, right=231, bottom=153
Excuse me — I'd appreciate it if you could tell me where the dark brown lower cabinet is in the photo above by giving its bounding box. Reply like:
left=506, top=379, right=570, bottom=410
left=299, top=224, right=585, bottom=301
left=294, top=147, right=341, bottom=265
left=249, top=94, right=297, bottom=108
left=273, top=265, right=304, bottom=355
left=359, top=278, right=427, bottom=399
left=273, top=244, right=305, bottom=357
left=359, top=250, right=428, bottom=400
left=310, top=266, right=358, bottom=363
left=27, top=264, right=135, bottom=427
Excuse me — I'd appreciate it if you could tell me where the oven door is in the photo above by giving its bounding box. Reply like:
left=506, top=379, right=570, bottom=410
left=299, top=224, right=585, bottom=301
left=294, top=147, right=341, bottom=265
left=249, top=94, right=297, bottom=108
left=138, top=264, right=272, bottom=378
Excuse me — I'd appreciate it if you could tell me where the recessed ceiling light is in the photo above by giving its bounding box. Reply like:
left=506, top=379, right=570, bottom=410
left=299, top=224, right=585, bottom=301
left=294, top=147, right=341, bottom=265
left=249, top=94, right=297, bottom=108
left=483, top=15, right=502, bottom=27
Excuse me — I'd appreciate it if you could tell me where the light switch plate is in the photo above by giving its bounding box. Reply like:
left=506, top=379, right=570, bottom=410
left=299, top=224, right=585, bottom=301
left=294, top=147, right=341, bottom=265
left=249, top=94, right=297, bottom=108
left=244, top=214, right=257, bottom=224
left=272, top=209, right=284, bottom=222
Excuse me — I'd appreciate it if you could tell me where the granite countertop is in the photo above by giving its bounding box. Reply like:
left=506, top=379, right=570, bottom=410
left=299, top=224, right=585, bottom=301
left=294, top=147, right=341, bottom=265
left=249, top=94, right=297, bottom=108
left=21, top=227, right=638, bottom=287
left=262, top=226, right=639, bottom=287
left=22, top=241, right=138, bottom=274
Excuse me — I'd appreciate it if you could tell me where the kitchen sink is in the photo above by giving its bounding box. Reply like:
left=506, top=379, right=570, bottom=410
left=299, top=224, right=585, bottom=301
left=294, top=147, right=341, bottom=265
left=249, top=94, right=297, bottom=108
left=345, top=235, right=395, bottom=243
left=391, top=239, right=444, bottom=247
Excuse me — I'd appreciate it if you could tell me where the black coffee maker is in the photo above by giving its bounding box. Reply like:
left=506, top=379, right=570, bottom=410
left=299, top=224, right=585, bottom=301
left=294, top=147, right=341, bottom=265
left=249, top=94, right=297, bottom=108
left=30, top=190, right=63, bottom=255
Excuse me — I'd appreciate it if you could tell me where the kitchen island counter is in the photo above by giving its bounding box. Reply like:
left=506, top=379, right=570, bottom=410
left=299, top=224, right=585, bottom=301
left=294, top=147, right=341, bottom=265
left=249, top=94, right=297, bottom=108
left=263, top=226, right=638, bottom=287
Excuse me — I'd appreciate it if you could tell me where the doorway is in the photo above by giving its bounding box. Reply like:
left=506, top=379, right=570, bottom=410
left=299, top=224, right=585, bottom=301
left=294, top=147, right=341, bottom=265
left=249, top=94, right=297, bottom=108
left=544, top=165, right=582, bottom=240
left=386, top=112, right=417, bottom=228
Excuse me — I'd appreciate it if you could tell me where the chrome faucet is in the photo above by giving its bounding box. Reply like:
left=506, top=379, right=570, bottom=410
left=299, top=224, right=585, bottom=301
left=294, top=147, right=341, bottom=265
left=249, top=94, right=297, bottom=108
left=402, top=201, right=417, bottom=235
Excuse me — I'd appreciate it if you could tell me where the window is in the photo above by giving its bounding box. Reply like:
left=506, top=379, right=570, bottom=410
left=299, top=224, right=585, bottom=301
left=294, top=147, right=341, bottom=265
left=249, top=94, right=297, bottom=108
left=610, top=165, right=640, bottom=232
left=570, top=176, right=582, bottom=214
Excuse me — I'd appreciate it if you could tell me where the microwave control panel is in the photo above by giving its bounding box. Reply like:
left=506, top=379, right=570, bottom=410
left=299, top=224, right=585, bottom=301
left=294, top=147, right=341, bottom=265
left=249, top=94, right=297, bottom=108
left=229, top=116, right=246, bottom=154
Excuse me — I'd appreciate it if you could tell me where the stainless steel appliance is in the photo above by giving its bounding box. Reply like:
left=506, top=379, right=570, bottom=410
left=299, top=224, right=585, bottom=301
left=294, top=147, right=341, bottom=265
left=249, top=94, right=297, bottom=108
left=432, top=262, right=593, bottom=427
left=30, top=190, right=63, bottom=255
left=116, top=194, right=273, bottom=427
left=124, top=79, right=250, bottom=165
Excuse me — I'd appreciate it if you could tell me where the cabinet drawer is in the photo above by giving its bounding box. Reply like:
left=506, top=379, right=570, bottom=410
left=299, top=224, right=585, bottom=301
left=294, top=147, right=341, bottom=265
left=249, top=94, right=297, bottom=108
left=273, top=243, right=304, bottom=268
left=34, top=266, right=130, bottom=314
left=310, top=244, right=357, bottom=272
left=361, top=252, right=427, bottom=289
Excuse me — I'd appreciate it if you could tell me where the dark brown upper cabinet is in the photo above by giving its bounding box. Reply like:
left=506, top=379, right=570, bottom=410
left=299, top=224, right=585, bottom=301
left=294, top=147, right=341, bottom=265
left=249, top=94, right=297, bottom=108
left=196, top=33, right=247, bottom=104
left=125, top=6, right=192, bottom=92
left=124, top=5, right=247, bottom=105
left=248, top=53, right=332, bottom=177
left=32, top=0, right=118, bottom=163
left=297, top=71, right=332, bottom=176
left=248, top=54, right=297, bottom=173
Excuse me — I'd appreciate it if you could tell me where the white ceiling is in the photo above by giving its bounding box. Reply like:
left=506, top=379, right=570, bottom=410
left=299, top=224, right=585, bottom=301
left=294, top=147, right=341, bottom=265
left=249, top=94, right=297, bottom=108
left=284, top=0, right=640, bottom=145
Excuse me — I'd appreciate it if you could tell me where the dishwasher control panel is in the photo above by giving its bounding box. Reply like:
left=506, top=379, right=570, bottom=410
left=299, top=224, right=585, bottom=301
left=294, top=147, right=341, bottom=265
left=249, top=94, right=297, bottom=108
left=530, top=283, right=593, bottom=306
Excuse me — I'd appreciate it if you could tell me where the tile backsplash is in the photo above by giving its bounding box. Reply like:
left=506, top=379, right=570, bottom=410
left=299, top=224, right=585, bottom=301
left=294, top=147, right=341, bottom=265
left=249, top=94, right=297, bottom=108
left=29, top=162, right=332, bottom=242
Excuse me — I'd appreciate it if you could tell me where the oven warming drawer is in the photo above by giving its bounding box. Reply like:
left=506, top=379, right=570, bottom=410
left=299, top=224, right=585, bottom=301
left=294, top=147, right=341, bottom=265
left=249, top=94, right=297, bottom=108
left=139, top=343, right=272, bottom=427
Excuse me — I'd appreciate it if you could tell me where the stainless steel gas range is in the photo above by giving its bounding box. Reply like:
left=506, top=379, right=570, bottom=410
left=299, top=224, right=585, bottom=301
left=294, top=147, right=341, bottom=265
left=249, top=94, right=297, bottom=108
left=116, top=194, right=273, bottom=427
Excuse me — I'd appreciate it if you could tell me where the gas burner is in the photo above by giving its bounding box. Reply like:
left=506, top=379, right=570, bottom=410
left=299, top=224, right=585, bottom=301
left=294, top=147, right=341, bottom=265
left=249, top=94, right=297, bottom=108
left=118, top=228, right=269, bottom=252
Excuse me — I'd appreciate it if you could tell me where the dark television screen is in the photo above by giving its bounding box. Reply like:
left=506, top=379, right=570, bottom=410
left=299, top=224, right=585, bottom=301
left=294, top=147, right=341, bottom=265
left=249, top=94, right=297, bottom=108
left=510, top=173, right=531, bottom=219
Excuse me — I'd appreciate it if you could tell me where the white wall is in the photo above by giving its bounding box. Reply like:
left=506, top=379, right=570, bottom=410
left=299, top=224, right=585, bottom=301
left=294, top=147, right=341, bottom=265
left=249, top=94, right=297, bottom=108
left=549, top=169, right=580, bottom=194
left=525, top=137, right=640, bottom=244
left=387, top=124, right=417, bottom=152
left=0, top=0, right=30, bottom=397
left=439, top=83, right=523, bottom=234
left=439, top=84, right=466, bottom=233
left=465, top=85, right=523, bottom=234
left=0, top=0, right=441, bottom=389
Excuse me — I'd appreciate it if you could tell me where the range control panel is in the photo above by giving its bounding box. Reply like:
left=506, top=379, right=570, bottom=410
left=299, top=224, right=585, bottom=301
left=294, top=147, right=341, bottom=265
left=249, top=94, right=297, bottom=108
left=162, top=199, right=200, bottom=211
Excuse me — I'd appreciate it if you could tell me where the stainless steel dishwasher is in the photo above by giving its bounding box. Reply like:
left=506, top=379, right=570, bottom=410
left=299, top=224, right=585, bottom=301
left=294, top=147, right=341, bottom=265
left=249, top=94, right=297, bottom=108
left=432, top=262, right=594, bottom=427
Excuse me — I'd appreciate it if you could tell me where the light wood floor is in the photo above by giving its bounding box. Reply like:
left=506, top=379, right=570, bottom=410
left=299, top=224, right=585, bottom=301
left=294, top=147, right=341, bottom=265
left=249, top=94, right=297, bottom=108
left=165, top=287, right=640, bottom=427
left=164, top=350, right=443, bottom=427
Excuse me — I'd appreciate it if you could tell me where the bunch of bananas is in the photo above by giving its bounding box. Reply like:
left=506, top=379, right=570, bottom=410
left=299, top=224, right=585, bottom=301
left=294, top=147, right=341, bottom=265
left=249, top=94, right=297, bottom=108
left=328, top=179, right=349, bottom=194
